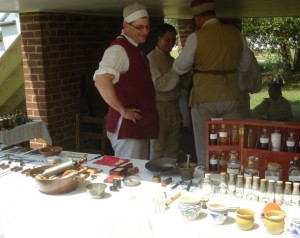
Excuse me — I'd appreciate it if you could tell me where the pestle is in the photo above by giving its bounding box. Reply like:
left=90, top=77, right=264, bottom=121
left=186, top=154, right=191, bottom=169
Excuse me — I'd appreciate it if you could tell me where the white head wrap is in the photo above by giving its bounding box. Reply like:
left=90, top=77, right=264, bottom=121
left=123, top=2, right=148, bottom=23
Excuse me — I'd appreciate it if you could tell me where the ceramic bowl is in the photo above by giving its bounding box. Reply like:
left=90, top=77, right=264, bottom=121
left=235, top=208, right=255, bottom=230
left=122, top=175, right=141, bottom=187
left=264, top=210, right=286, bottom=235
left=86, top=183, right=107, bottom=199
left=206, top=203, right=229, bottom=225
left=290, top=212, right=300, bottom=237
left=178, top=202, right=201, bottom=220
left=39, top=146, right=63, bottom=156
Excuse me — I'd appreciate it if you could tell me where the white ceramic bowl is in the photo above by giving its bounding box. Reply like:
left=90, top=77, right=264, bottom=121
left=178, top=202, right=201, bottom=220
left=86, top=183, right=107, bottom=199
left=206, top=203, right=229, bottom=225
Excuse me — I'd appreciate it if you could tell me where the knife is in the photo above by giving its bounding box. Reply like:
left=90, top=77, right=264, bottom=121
left=88, top=155, right=103, bottom=162
left=171, top=179, right=184, bottom=190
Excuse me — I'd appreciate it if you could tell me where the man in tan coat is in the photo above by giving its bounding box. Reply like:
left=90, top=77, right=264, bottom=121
left=173, top=0, right=252, bottom=167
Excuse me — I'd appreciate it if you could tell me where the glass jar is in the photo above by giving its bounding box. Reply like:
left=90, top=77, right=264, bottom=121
left=231, top=124, right=239, bottom=145
left=209, top=152, right=218, bottom=171
left=227, top=150, right=240, bottom=175
left=198, top=173, right=214, bottom=204
left=286, top=132, right=296, bottom=153
left=218, top=124, right=229, bottom=145
left=289, top=157, right=300, bottom=182
left=209, top=124, right=218, bottom=145
left=271, top=128, right=282, bottom=152
left=265, top=162, right=282, bottom=181
left=218, top=151, right=227, bottom=172
left=244, top=156, right=259, bottom=178
left=247, top=128, right=256, bottom=149
left=260, top=128, right=270, bottom=150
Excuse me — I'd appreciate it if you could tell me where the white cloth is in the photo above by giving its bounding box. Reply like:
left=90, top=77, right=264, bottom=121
left=93, top=32, right=138, bottom=84
left=0, top=120, right=52, bottom=146
left=173, top=19, right=252, bottom=75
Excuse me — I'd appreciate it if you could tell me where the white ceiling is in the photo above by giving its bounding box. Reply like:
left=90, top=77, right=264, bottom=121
left=0, top=0, right=299, bottom=19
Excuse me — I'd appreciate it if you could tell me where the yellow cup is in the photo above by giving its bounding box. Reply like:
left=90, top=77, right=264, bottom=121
left=235, top=208, right=255, bottom=230
left=264, top=210, right=286, bottom=235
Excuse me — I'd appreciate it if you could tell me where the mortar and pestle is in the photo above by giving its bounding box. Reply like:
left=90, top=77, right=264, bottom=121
left=177, top=155, right=197, bottom=180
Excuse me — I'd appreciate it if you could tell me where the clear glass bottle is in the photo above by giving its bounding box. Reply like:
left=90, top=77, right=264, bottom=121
left=274, top=180, right=284, bottom=205
left=228, top=173, right=236, bottom=196
left=252, top=176, right=260, bottom=201
left=265, top=162, right=282, bottom=181
left=231, top=124, right=239, bottom=145
left=209, top=124, right=218, bottom=145
left=259, top=178, right=268, bottom=203
left=209, top=152, right=218, bottom=171
left=286, top=131, right=296, bottom=153
left=235, top=174, right=244, bottom=199
left=271, top=128, right=282, bottom=152
left=284, top=181, right=292, bottom=206
left=291, top=182, right=300, bottom=207
left=218, top=124, right=229, bottom=145
left=267, top=180, right=275, bottom=203
left=244, top=176, right=256, bottom=201
left=247, top=128, right=256, bottom=149
left=289, top=157, right=300, bottom=182
left=218, top=151, right=227, bottom=172
left=198, top=173, right=214, bottom=203
left=227, top=150, right=240, bottom=175
left=219, top=172, right=228, bottom=195
left=260, top=128, right=270, bottom=150
left=244, top=156, right=259, bottom=178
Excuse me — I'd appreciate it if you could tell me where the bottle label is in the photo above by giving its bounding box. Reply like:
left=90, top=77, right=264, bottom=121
left=210, top=133, right=217, bottom=139
left=287, top=141, right=295, bottom=147
left=260, top=137, right=269, bottom=143
left=265, top=175, right=280, bottom=181
left=219, top=131, right=227, bottom=137
left=289, top=176, right=300, bottom=182
left=210, top=159, right=218, bottom=165
left=227, top=168, right=239, bottom=175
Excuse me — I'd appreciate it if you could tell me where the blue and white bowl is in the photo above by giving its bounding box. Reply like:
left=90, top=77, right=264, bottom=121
left=206, top=203, right=229, bottom=225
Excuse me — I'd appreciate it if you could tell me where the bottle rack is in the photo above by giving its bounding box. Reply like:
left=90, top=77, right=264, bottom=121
left=206, top=119, right=300, bottom=182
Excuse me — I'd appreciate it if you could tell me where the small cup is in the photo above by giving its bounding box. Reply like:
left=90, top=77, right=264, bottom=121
left=290, top=213, right=300, bottom=238
left=235, top=208, right=255, bottom=230
left=86, top=183, right=107, bottom=199
left=264, top=210, right=285, bottom=235
left=206, top=203, right=229, bottom=225
left=178, top=194, right=201, bottom=220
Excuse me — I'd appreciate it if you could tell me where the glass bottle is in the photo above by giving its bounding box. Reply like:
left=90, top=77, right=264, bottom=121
left=231, top=124, right=239, bottom=145
left=286, top=132, right=296, bottom=153
left=209, top=152, right=218, bottom=171
left=247, top=128, right=256, bottom=149
left=252, top=176, right=260, bottom=201
left=284, top=181, right=292, bottom=207
left=289, top=157, right=300, bottom=182
left=218, top=151, right=227, bottom=172
left=198, top=173, right=214, bottom=203
left=265, top=162, right=282, bottom=181
left=235, top=174, right=244, bottom=199
left=244, top=176, right=256, bottom=201
left=219, top=172, right=228, bottom=195
left=218, top=124, right=229, bottom=145
left=244, top=156, right=259, bottom=178
left=292, top=182, right=300, bottom=207
left=209, top=124, right=218, bottom=145
left=227, top=150, right=240, bottom=175
left=260, top=128, right=270, bottom=150
left=271, top=128, right=282, bottom=152
left=274, top=181, right=284, bottom=205
left=267, top=180, right=275, bottom=203
left=259, top=178, right=268, bottom=203
left=228, top=173, right=236, bottom=196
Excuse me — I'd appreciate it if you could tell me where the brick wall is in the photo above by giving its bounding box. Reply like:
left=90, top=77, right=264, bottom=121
left=20, top=12, right=163, bottom=150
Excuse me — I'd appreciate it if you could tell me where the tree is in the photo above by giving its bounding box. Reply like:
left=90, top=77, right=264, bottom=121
left=242, top=17, right=300, bottom=73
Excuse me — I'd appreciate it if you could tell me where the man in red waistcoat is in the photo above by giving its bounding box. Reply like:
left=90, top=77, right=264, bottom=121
left=94, top=2, right=159, bottom=160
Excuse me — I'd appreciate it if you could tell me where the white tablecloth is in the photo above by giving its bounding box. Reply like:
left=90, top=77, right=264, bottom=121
left=0, top=120, right=52, bottom=146
left=0, top=151, right=298, bottom=238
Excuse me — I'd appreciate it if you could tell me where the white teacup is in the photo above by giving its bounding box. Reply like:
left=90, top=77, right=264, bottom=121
left=206, top=203, right=229, bottom=225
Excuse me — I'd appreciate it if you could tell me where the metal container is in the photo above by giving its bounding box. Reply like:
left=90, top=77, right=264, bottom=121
left=30, top=165, right=82, bottom=194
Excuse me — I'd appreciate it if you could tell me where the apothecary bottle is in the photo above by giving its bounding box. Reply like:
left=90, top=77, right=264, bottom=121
left=284, top=181, right=292, bottom=206
left=228, top=173, right=236, bottom=196
left=227, top=150, right=240, bottom=175
left=291, top=182, right=300, bottom=207
left=267, top=179, right=275, bottom=203
left=198, top=173, right=214, bottom=202
left=219, top=172, right=228, bottom=195
left=271, top=128, right=282, bottom=152
left=289, top=157, right=300, bottom=182
left=259, top=178, right=268, bottom=203
left=274, top=181, right=284, bottom=205
left=247, top=128, right=256, bottom=149
left=260, top=128, right=270, bottom=150
left=209, top=152, right=218, bottom=171
left=218, top=124, right=229, bottom=145
left=286, top=132, right=296, bottom=153
left=235, top=174, right=244, bottom=199
left=218, top=151, right=227, bottom=172
left=265, top=162, right=282, bottom=181
left=231, top=124, right=239, bottom=145
left=209, top=124, right=218, bottom=145
left=252, top=176, right=260, bottom=201
left=244, top=156, right=259, bottom=178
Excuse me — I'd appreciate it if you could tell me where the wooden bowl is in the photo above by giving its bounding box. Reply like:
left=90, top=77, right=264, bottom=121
left=39, top=146, right=63, bottom=156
